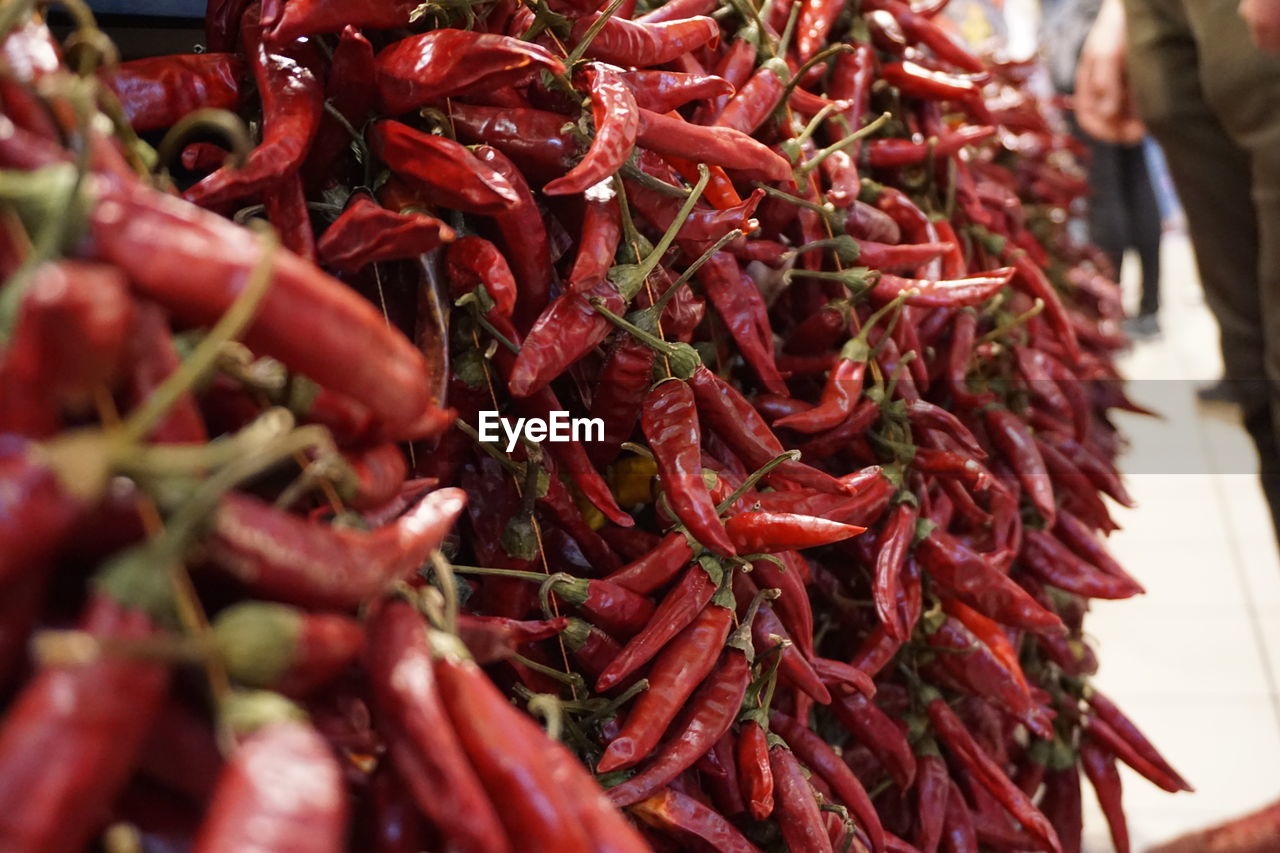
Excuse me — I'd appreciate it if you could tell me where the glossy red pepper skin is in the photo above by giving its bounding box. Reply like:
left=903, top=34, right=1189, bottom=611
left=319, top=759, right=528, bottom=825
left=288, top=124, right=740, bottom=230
left=0, top=595, right=169, bottom=853
left=1079, top=739, right=1129, bottom=853
left=433, top=644, right=596, bottom=853
left=605, top=532, right=696, bottom=595
left=263, top=0, right=417, bottom=41
left=737, top=719, right=775, bottom=819
left=927, top=697, right=1062, bottom=853
left=621, top=69, right=734, bottom=113
left=568, top=196, right=622, bottom=295
left=736, top=574, right=829, bottom=702
left=446, top=234, right=518, bottom=320
left=100, top=53, right=245, bottom=132
left=90, top=179, right=435, bottom=436
left=262, top=173, right=316, bottom=260
left=0, top=260, right=132, bottom=435
left=643, top=380, right=737, bottom=556
left=1084, top=716, right=1188, bottom=794
left=375, top=30, right=564, bottom=114
left=631, top=787, right=763, bottom=852
left=714, top=58, right=789, bottom=135
left=874, top=502, right=917, bottom=642
left=470, top=145, right=556, bottom=328
left=984, top=407, right=1056, bottom=524
left=371, top=120, right=518, bottom=215
left=303, top=26, right=375, bottom=186
left=599, top=596, right=735, bottom=772
left=637, top=109, right=793, bottom=182
left=771, top=712, right=886, bottom=853
left=863, top=0, right=985, bottom=71
left=192, top=721, right=346, bottom=853
left=318, top=194, right=454, bottom=274
left=364, top=600, right=512, bottom=853
left=451, top=105, right=575, bottom=185
left=941, top=778, right=979, bottom=853
left=0, top=437, right=83, bottom=588
left=204, top=488, right=465, bottom=609
left=865, top=125, right=995, bottom=168
left=596, top=562, right=717, bottom=691
left=1040, top=766, right=1083, bottom=853
left=546, top=64, right=639, bottom=196
left=725, top=511, right=864, bottom=552
left=914, top=753, right=949, bottom=853
left=185, top=10, right=322, bottom=209
left=573, top=14, right=719, bottom=67
left=870, top=267, right=1013, bottom=307
left=770, top=744, right=835, bottom=853
left=607, top=643, right=750, bottom=804
left=506, top=278, right=623, bottom=397
left=777, top=358, right=866, bottom=434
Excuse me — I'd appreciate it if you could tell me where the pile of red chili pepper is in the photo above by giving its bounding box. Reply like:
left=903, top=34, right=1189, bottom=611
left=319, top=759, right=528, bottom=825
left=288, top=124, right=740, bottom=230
left=0, top=0, right=1189, bottom=850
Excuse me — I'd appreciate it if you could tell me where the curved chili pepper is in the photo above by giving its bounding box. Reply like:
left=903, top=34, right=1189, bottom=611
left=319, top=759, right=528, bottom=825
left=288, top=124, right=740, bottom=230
left=643, top=379, right=737, bottom=556
left=926, top=695, right=1062, bottom=853
left=770, top=743, right=835, bottom=853
left=863, top=0, right=985, bottom=72
left=1040, top=765, right=1083, bottom=853
left=471, top=145, right=555, bottom=326
left=637, top=109, right=792, bottom=182
left=598, top=588, right=735, bottom=772
left=983, top=407, right=1055, bottom=524
left=303, top=26, right=375, bottom=186
left=725, top=511, right=864, bottom=552
left=506, top=277, right=623, bottom=397
left=856, top=240, right=954, bottom=273
left=869, top=266, right=1013, bottom=307
left=546, top=64, right=639, bottom=196
left=100, top=53, right=245, bottom=133
left=562, top=617, right=623, bottom=678
left=192, top=720, right=347, bottom=853
left=204, top=488, right=465, bottom=609
left=1079, top=739, right=1129, bottom=853
left=185, top=11, right=322, bottom=209
left=873, top=502, right=917, bottom=642
left=631, top=786, right=763, bottom=852
left=596, top=559, right=719, bottom=691
left=0, top=593, right=169, bottom=853
left=568, top=196, right=622, bottom=295
left=448, top=240, right=518, bottom=326
left=941, top=778, right=979, bottom=853
left=1002, top=247, right=1081, bottom=362
left=605, top=531, right=696, bottom=594
left=1084, top=716, right=1188, bottom=794
left=451, top=105, right=575, bottom=184
left=621, top=69, right=734, bottom=112
left=714, top=58, right=789, bottom=135
left=881, top=61, right=988, bottom=117
left=832, top=692, right=917, bottom=789
left=912, top=752, right=949, bottom=853
left=456, top=614, right=569, bottom=664
left=375, top=30, right=564, bottom=114
left=365, top=599, right=511, bottom=853
left=573, top=14, right=719, bottom=67
left=371, top=120, right=518, bottom=215
left=607, top=611, right=754, bottom=803
left=553, top=576, right=656, bottom=638
left=318, top=194, right=454, bottom=274
left=865, top=125, right=995, bottom=169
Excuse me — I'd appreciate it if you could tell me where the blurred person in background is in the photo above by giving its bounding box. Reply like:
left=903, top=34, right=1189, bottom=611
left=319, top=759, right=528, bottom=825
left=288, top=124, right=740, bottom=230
left=1043, top=0, right=1165, bottom=339
left=1076, top=0, right=1280, bottom=546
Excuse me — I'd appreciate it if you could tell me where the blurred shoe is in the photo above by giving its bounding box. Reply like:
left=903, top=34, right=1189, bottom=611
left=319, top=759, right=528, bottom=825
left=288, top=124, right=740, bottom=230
left=1196, top=379, right=1236, bottom=405
left=1123, top=313, right=1161, bottom=340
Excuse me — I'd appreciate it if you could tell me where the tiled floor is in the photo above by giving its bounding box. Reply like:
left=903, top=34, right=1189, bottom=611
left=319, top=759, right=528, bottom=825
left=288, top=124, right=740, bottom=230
left=1080, top=234, right=1280, bottom=850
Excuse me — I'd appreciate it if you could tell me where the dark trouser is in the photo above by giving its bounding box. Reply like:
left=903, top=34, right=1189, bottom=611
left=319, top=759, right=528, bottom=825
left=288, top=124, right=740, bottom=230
left=1083, top=134, right=1163, bottom=316
left=1125, top=0, right=1280, bottom=539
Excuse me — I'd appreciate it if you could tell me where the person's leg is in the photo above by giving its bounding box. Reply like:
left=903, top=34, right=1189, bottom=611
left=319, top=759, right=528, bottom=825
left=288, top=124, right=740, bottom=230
left=1081, top=134, right=1129, bottom=280
left=1124, top=0, right=1280, bottom=535
left=1120, top=141, right=1163, bottom=317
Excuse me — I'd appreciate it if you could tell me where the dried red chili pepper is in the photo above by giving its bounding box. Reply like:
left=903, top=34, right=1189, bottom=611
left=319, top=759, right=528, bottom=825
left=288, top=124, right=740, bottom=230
left=605, top=531, right=696, bottom=595
left=737, top=719, right=775, bottom=819
left=185, top=9, right=322, bottom=209
left=770, top=742, right=835, bottom=853
left=983, top=407, right=1056, bottom=524
left=546, top=64, right=639, bottom=196
left=869, top=266, right=1013, bottom=307
left=452, top=106, right=576, bottom=184
left=263, top=0, right=418, bottom=41
left=318, top=194, right=454, bottom=274
left=596, top=558, right=720, bottom=691
left=0, top=590, right=169, bottom=853
left=192, top=719, right=347, bottom=853
left=567, top=196, right=622, bottom=295
left=213, top=602, right=362, bottom=696
left=371, top=120, right=518, bottom=215
left=606, top=598, right=758, bottom=803
left=926, top=694, right=1062, bottom=853
left=572, top=14, right=720, bottom=67
left=1040, top=765, right=1083, bottom=853
left=637, top=109, right=793, bottom=182
left=100, top=53, right=245, bottom=133
left=364, top=599, right=510, bottom=853
left=1021, top=529, right=1142, bottom=599
left=631, top=786, right=762, bottom=852
left=621, top=69, right=734, bottom=113
left=204, top=488, right=465, bottom=609
left=375, top=30, right=564, bottom=114
left=1084, top=690, right=1189, bottom=792
left=303, top=26, right=375, bottom=186
left=1084, top=716, right=1189, bottom=794
left=832, top=692, right=917, bottom=789
left=725, top=511, right=865, bottom=552
left=1079, top=739, right=1129, bottom=853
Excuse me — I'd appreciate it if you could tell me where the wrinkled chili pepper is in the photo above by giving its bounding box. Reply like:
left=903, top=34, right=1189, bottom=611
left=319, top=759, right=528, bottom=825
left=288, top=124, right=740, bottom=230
left=100, top=53, right=245, bottom=133
left=318, top=194, right=454, bottom=274
left=546, top=64, right=639, bottom=196
left=1080, top=738, right=1129, bottom=853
